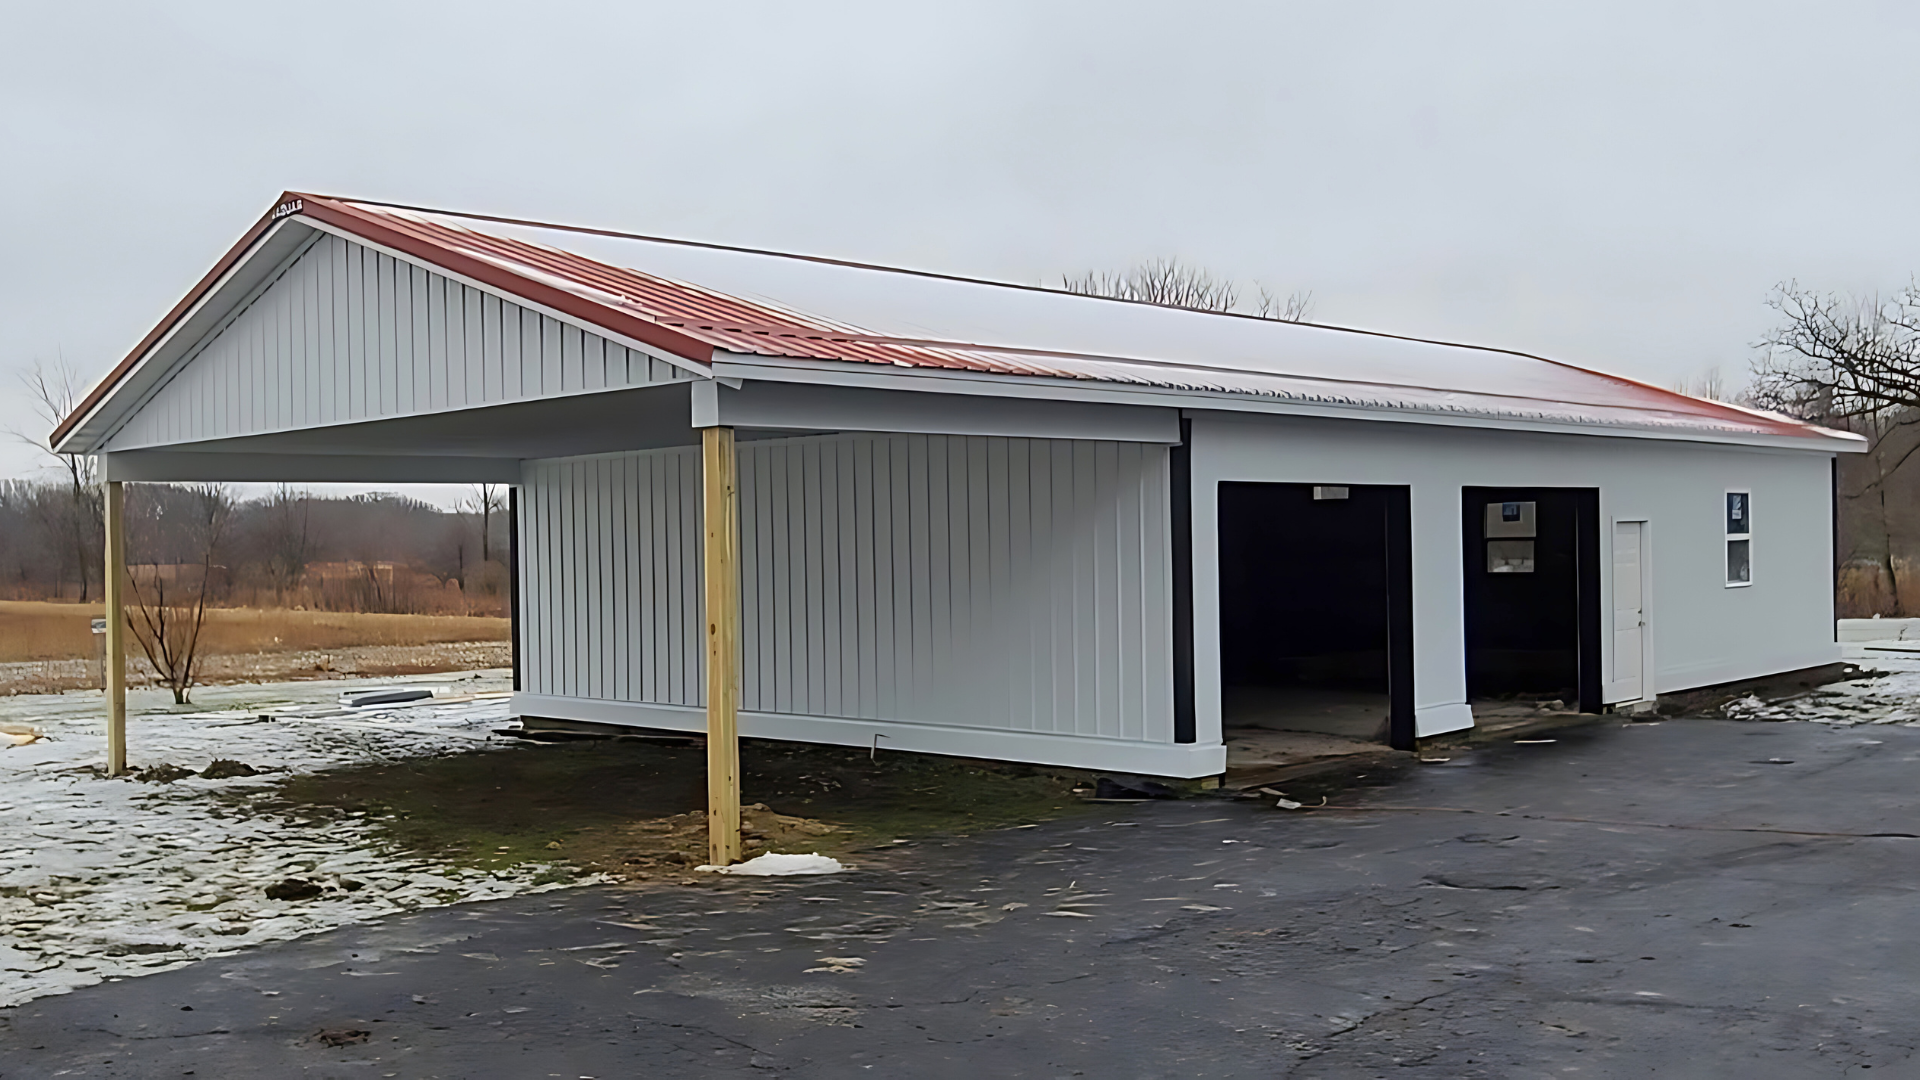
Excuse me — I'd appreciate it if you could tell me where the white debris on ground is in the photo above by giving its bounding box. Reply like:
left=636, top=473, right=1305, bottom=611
left=698, top=852, right=845, bottom=876
left=1724, top=649, right=1920, bottom=725
left=0, top=669, right=602, bottom=1009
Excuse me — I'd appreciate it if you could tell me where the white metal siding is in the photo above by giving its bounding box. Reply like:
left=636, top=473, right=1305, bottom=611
left=519, top=433, right=1176, bottom=742
left=1189, top=412, right=1840, bottom=740
left=107, top=234, right=689, bottom=450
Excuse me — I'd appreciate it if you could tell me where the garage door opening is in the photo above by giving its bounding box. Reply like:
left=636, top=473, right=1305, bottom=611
left=1462, top=487, right=1602, bottom=713
left=1217, top=482, right=1414, bottom=750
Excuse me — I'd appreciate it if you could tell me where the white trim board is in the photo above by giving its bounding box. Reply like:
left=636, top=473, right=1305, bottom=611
left=713, top=353, right=1863, bottom=454
left=510, top=694, right=1226, bottom=778
left=1417, top=703, right=1475, bottom=737
left=689, top=378, right=1181, bottom=443
left=101, top=450, right=522, bottom=484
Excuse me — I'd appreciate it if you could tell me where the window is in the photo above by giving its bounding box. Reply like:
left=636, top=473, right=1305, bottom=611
left=1725, top=491, right=1751, bottom=586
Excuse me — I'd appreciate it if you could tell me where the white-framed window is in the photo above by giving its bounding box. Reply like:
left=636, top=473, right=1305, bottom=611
left=1725, top=490, right=1751, bottom=587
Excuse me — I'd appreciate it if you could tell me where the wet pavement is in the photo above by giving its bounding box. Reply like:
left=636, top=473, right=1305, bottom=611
left=5, top=715, right=1919, bottom=1077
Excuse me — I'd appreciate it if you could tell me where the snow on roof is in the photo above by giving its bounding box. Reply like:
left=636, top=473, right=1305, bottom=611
left=55, top=192, right=1860, bottom=450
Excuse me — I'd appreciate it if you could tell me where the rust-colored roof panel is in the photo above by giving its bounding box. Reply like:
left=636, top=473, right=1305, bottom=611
left=56, top=192, right=1861, bottom=451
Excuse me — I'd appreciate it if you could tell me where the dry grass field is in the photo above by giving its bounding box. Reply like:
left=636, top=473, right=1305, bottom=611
left=0, top=600, right=508, bottom=664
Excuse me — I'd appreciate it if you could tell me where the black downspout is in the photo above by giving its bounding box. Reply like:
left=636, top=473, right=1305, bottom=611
left=508, top=486, right=522, bottom=694
left=1832, top=456, right=1841, bottom=640
left=1575, top=489, right=1603, bottom=714
left=1171, top=417, right=1196, bottom=743
left=1385, top=487, right=1416, bottom=751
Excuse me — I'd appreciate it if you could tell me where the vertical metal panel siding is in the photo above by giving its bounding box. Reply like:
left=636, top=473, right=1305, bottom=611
left=108, top=234, right=689, bottom=450
left=518, top=434, right=1176, bottom=741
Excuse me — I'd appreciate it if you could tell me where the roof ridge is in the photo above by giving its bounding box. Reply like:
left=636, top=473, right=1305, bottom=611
left=328, top=194, right=1787, bottom=431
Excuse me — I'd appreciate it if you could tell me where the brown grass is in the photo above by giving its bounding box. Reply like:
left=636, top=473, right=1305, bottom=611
left=0, top=600, right=508, bottom=664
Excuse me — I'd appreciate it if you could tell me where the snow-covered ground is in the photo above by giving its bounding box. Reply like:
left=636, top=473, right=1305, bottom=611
left=0, top=670, right=602, bottom=1009
left=1725, top=646, right=1920, bottom=724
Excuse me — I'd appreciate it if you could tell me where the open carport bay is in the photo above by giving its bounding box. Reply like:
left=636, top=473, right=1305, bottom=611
left=5, top=713, right=1919, bottom=1078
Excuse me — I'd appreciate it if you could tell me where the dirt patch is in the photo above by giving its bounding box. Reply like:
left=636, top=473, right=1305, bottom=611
left=256, top=738, right=1093, bottom=881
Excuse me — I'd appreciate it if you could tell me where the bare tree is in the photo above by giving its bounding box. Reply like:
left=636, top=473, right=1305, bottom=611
left=1063, top=259, right=1315, bottom=323
left=1749, top=281, right=1920, bottom=422
left=1750, top=281, right=1920, bottom=611
left=1672, top=366, right=1728, bottom=402
left=255, top=485, right=313, bottom=603
left=1255, top=285, right=1315, bottom=323
left=468, top=483, right=506, bottom=565
left=126, top=484, right=234, bottom=704
left=1063, top=258, right=1241, bottom=313
left=10, top=360, right=101, bottom=601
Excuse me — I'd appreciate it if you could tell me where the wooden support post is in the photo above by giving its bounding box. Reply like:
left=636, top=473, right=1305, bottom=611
left=103, top=480, right=128, bottom=777
left=702, top=426, right=743, bottom=867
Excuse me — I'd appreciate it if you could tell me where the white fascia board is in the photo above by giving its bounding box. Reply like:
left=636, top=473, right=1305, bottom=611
left=101, top=450, right=522, bottom=484
left=57, top=220, right=319, bottom=455
left=710, top=352, right=1864, bottom=455
left=689, top=376, right=1180, bottom=443
left=511, top=694, right=1227, bottom=778
left=297, top=218, right=712, bottom=381
left=104, top=377, right=693, bottom=456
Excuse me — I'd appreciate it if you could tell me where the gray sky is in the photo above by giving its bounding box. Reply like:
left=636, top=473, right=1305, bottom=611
left=5, top=1, right=1919, bottom=498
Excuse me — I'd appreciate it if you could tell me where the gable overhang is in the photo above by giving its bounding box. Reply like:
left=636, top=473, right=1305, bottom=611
left=52, top=192, right=721, bottom=456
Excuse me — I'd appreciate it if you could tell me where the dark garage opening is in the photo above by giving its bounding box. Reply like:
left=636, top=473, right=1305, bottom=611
left=1461, top=487, right=1602, bottom=713
left=1218, top=482, right=1414, bottom=750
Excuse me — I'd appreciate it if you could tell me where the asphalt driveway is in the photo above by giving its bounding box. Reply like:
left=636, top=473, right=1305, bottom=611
left=4, top=716, right=1917, bottom=1078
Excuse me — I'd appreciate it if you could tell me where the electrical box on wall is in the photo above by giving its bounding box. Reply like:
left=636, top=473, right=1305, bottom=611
left=1485, top=501, right=1537, bottom=538
left=1485, top=501, right=1537, bottom=573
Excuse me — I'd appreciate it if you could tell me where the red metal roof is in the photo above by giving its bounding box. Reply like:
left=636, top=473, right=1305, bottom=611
left=54, top=192, right=1858, bottom=450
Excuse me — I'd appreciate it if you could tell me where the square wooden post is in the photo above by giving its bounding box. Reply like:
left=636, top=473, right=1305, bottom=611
left=702, top=426, right=743, bottom=866
left=103, top=480, right=128, bottom=777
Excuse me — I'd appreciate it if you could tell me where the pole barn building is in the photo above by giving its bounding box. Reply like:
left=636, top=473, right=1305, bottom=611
left=54, top=194, right=1863, bottom=811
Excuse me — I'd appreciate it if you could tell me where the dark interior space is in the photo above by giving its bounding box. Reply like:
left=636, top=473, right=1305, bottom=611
left=1462, top=487, right=1600, bottom=710
left=1218, top=482, right=1412, bottom=746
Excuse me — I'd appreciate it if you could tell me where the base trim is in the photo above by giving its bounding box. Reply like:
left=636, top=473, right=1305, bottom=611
left=509, top=694, right=1228, bottom=778
left=1416, top=703, right=1476, bottom=737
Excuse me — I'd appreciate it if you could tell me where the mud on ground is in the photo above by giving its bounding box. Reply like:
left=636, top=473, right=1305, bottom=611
left=255, top=737, right=1097, bottom=881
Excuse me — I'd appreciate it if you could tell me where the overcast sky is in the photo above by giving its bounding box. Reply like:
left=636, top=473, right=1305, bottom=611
left=5, top=2, right=1919, bottom=500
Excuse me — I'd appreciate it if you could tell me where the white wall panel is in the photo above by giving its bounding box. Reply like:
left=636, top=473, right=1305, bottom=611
left=1188, top=412, right=1839, bottom=740
left=106, top=234, right=689, bottom=450
left=517, top=433, right=1177, bottom=743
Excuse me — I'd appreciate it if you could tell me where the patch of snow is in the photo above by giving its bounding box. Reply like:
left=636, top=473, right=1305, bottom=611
left=0, top=669, right=605, bottom=1009
left=1722, top=655, right=1920, bottom=726
left=698, top=852, right=844, bottom=876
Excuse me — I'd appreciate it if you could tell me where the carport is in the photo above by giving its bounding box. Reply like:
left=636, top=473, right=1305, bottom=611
left=53, top=193, right=1860, bottom=864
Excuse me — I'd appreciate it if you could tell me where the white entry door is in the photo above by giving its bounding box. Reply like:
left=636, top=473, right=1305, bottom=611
left=1611, top=522, right=1646, bottom=700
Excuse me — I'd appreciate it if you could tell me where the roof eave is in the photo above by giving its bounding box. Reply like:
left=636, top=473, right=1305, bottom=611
left=710, top=351, right=1869, bottom=453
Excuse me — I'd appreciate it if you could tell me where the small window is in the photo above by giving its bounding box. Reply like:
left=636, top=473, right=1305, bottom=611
left=1726, top=491, right=1751, bottom=586
left=1726, top=492, right=1750, bottom=535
